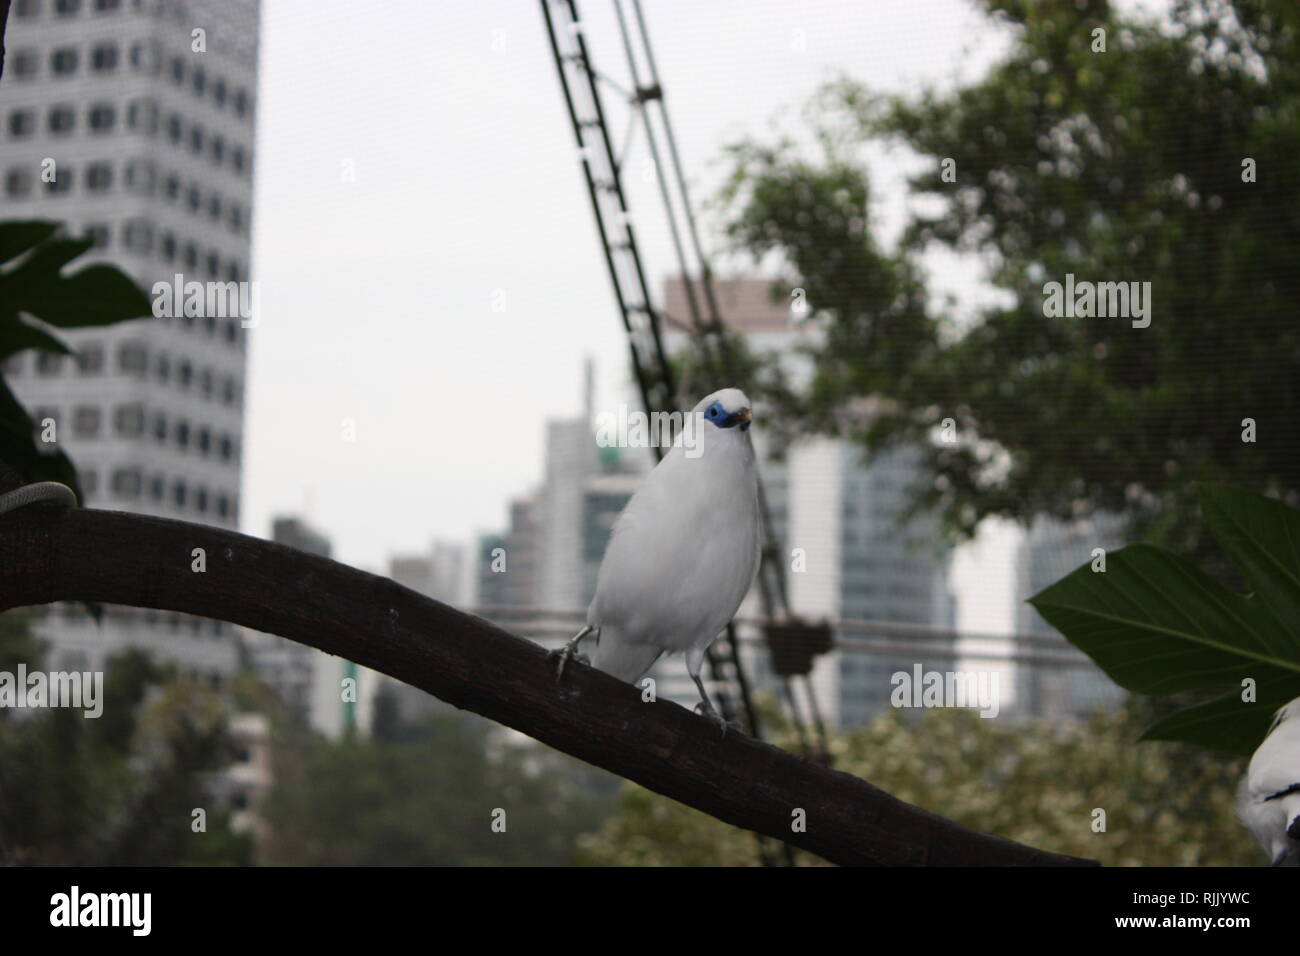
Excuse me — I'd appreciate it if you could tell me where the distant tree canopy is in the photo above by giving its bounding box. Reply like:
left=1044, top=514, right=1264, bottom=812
left=718, top=0, right=1300, bottom=554
left=0, top=611, right=252, bottom=865
left=261, top=692, right=619, bottom=866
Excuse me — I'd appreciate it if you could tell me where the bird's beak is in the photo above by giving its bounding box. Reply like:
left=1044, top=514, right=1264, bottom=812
left=735, top=407, right=752, bottom=425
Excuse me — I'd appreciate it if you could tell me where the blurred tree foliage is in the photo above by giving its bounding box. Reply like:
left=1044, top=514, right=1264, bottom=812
left=577, top=703, right=1259, bottom=866
left=260, top=687, right=619, bottom=865
left=717, top=0, right=1300, bottom=556
left=0, top=610, right=252, bottom=865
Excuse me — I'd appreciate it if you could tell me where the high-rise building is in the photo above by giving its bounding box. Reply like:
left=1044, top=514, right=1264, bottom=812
left=1013, top=514, right=1128, bottom=720
left=2, top=0, right=259, bottom=679
left=538, top=417, right=600, bottom=612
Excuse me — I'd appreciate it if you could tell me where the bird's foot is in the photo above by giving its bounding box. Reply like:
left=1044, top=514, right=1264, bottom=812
left=695, top=700, right=742, bottom=737
left=550, top=643, right=590, bottom=681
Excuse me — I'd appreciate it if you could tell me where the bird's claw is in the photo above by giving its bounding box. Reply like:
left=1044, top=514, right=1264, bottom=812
left=550, top=644, right=589, bottom=681
left=695, top=701, right=741, bottom=736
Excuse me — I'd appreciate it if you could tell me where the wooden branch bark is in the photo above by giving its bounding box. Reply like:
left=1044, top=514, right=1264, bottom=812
left=0, top=502, right=1097, bottom=866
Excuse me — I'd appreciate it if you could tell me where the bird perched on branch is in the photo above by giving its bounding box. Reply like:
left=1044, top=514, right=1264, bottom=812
left=1238, top=695, right=1300, bottom=866
left=553, top=388, right=760, bottom=732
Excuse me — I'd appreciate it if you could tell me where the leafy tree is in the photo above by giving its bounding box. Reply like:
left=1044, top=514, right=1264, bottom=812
left=577, top=703, right=1258, bottom=866
left=717, top=0, right=1300, bottom=555
left=261, top=705, right=620, bottom=866
left=0, top=611, right=253, bottom=865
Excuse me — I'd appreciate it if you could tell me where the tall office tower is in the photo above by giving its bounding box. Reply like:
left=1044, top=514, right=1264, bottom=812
left=1013, top=514, right=1128, bottom=720
left=537, top=417, right=600, bottom=612
left=475, top=531, right=509, bottom=609
left=2, top=0, right=259, bottom=680
left=663, top=278, right=955, bottom=729
left=579, top=446, right=642, bottom=607
left=500, top=492, right=540, bottom=609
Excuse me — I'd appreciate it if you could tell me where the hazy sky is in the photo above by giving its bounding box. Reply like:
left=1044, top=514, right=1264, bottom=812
left=245, top=0, right=1029, bottom=629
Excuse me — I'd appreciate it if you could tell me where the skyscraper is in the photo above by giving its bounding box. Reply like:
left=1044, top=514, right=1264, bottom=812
left=1013, top=514, right=1128, bottom=720
left=2, top=0, right=259, bottom=680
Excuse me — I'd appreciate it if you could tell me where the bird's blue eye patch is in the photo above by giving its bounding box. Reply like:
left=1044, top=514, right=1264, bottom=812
left=704, top=401, right=750, bottom=431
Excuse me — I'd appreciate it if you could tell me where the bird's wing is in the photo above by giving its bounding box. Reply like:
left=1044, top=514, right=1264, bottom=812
left=590, top=442, right=759, bottom=655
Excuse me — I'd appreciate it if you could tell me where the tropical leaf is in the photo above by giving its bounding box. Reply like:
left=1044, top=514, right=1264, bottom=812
left=0, top=218, right=151, bottom=498
left=1029, top=485, right=1300, bottom=756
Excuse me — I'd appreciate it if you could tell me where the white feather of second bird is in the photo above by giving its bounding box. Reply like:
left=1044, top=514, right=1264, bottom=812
left=1239, top=695, right=1300, bottom=864
left=587, top=388, right=761, bottom=684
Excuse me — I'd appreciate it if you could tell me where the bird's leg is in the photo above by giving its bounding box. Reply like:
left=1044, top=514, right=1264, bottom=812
left=551, top=625, right=594, bottom=680
left=691, top=673, right=740, bottom=736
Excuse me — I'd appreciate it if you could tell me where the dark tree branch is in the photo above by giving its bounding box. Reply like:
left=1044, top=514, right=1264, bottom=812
left=0, top=502, right=1096, bottom=866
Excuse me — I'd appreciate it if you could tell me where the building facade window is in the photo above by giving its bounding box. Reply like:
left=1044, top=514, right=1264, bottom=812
left=112, top=468, right=143, bottom=500
left=5, top=169, right=33, bottom=198
left=114, top=403, right=145, bottom=436
left=45, top=169, right=74, bottom=195
left=48, top=104, right=75, bottom=134
left=118, top=341, right=148, bottom=375
left=73, top=405, right=102, bottom=438
left=123, top=218, right=153, bottom=252
left=86, top=162, right=113, bottom=192
left=88, top=102, right=116, bottom=133
left=91, top=43, right=119, bottom=72
left=77, top=342, right=105, bottom=373
left=12, top=50, right=39, bottom=80
left=126, top=98, right=158, bottom=134
left=7, top=110, right=36, bottom=138
left=125, top=160, right=155, bottom=195
left=51, top=47, right=79, bottom=76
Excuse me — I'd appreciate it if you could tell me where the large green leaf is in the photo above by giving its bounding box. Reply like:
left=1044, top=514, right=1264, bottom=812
left=0, top=230, right=151, bottom=329
left=0, top=219, right=151, bottom=498
left=1198, top=483, right=1300, bottom=643
left=1029, top=487, right=1300, bottom=756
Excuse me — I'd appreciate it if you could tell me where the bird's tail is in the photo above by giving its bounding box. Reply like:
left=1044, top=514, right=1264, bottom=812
left=592, top=629, right=662, bottom=684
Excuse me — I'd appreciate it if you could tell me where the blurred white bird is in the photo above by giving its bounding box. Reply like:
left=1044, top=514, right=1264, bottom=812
left=554, top=387, right=760, bottom=731
left=1238, top=695, right=1300, bottom=866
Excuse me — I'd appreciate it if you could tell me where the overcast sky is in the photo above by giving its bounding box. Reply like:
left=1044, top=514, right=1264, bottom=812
left=244, top=0, right=1061, bottom=632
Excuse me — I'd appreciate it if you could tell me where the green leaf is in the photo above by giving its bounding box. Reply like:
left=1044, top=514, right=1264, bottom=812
left=9, top=264, right=153, bottom=328
left=0, top=317, right=74, bottom=361
left=0, top=221, right=60, bottom=266
left=0, top=218, right=150, bottom=507
left=1139, top=679, right=1300, bottom=757
left=1198, top=483, right=1300, bottom=645
left=0, top=227, right=152, bottom=333
left=1029, top=487, right=1300, bottom=755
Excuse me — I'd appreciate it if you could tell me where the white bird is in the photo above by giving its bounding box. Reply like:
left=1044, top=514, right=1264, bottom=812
left=1238, top=695, right=1300, bottom=866
left=553, top=387, right=761, bottom=730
